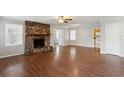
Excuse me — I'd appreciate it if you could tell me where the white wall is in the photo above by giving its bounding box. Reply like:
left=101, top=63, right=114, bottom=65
left=100, top=23, right=105, bottom=53
left=0, top=18, right=25, bottom=58
left=69, top=23, right=100, bottom=48
left=50, top=26, right=70, bottom=46
left=75, top=25, right=94, bottom=47
left=51, top=24, right=99, bottom=48
left=120, top=22, right=124, bottom=57
left=100, top=18, right=124, bottom=57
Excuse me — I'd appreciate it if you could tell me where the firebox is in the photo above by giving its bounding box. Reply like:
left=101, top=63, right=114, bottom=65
left=34, top=38, right=45, bottom=48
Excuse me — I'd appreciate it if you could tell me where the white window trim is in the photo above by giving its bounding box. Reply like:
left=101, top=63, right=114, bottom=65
left=5, top=23, right=24, bottom=47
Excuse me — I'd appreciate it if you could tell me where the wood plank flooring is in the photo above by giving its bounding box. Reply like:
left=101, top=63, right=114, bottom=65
left=0, top=45, right=124, bottom=77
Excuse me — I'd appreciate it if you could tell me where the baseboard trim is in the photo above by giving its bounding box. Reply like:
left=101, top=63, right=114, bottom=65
left=0, top=52, right=24, bottom=59
left=101, top=52, right=124, bottom=58
left=100, top=51, right=106, bottom=54
left=70, top=44, right=94, bottom=48
left=54, top=43, right=94, bottom=48
left=119, top=54, right=124, bottom=57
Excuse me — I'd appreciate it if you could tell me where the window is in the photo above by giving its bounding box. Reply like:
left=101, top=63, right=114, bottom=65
left=70, top=30, right=76, bottom=40
left=56, top=30, right=59, bottom=40
left=5, top=23, right=23, bottom=47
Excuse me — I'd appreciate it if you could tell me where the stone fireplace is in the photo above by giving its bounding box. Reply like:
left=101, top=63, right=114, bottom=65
left=25, top=21, right=52, bottom=54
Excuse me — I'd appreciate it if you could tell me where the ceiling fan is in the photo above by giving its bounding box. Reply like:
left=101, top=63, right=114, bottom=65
left=57, top=16, right=72, bottom=23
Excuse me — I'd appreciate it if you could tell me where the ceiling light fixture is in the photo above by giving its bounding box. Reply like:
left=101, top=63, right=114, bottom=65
left=57, top=16, right=72, bottom=23
left=58, top=16, right=64, bottom=23
left=58, top=19, right=64, bottom=23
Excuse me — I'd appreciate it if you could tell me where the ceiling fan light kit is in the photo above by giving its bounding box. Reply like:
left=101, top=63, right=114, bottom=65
left=57, top=16, right=72, bottom=23
left=58, top=19, right=64, bottom=23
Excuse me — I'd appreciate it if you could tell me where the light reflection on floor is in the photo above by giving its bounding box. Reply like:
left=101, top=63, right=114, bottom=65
left=4, top=63, right=24, bottom=76
left=73, top=66, right=78, bottom=76
left=54, top=46, right=60, bottom=61
left=70, top=47, right=76, bottom=62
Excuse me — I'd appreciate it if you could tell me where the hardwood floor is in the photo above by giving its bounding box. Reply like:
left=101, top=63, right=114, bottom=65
left=0, top=45, right=124, bottom=77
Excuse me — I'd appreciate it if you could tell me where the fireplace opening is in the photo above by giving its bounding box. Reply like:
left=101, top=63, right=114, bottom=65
left=34, top=38, right=45, bottom=48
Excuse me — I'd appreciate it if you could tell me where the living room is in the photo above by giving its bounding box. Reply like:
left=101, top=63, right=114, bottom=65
left=1, top=0, right=124, bottom=92
left=0, top=16, right=124, bottom=77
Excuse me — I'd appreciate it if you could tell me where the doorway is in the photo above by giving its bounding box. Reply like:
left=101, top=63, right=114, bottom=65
left=93, top=28, right=101, bottom=48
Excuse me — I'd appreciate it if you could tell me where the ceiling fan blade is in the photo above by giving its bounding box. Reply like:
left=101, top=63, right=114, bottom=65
left=64, top=20, right=68, bottom=23
left=65, top=19, right=72, bottom=21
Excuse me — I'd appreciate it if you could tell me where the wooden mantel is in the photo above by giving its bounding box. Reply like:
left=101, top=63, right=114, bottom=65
left=26, top=34, right=51, bottom=36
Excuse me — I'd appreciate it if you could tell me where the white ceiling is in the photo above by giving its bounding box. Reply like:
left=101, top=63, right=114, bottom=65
left=1, top=16, right=124, bottom=28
